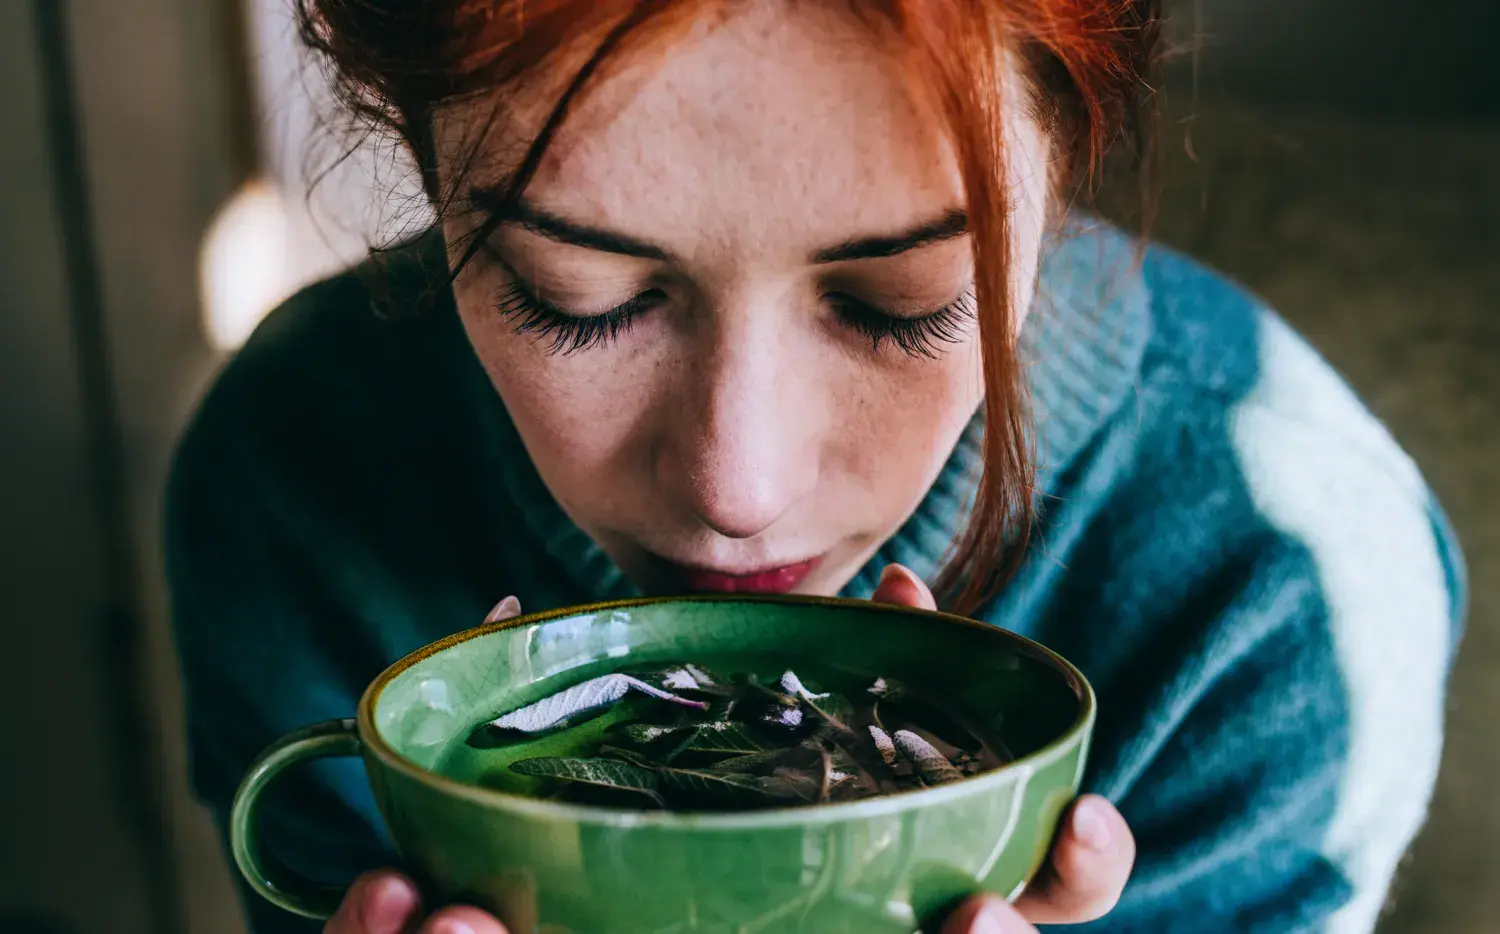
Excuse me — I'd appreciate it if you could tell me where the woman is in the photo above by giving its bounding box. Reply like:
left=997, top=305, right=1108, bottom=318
left=165, top=2, right=1465, bottom=933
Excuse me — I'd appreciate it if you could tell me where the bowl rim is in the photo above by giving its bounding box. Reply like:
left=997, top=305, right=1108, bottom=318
left=357, top=593, right=1096, bottom=830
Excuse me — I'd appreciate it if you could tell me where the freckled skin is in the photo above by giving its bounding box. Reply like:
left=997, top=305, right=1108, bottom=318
left=439, top=0, right=1051, bottom=595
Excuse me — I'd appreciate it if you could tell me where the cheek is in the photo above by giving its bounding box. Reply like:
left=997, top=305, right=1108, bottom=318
left=451, top=274, right=652, bottom=507
left=830, top=341, right=984, bottom=505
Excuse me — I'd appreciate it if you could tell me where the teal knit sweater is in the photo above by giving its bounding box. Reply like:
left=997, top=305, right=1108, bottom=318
left=165, top=222, right=1464, bottom=933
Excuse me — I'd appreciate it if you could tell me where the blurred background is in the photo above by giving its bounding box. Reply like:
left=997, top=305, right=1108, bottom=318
left=1, top=1, right=1495, bottom=932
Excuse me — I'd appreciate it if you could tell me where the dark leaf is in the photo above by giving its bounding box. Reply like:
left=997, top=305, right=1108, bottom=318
left=657, top=766, right=785, bottom=805
left=597, top=745, right=655, bottom=768
left=893, top=730, right=964, bottom=786
left=687, top=721, right=770, bottom=755
left=658, top=725, right=706, bottom=766
left=510, top=756, right=664, bottom=804
left=705, top=747, right=800, bottom=774
left=622, top=722, right=684, bottom=745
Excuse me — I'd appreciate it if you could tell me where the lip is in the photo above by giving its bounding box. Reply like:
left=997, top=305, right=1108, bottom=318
left=658, top=556, right=822, bottom=594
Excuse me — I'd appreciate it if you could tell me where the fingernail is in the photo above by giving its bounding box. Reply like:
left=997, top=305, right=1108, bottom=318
left=1072, top=798, right=1113, bottom=851
left=968, top=899, right=1012, bottom=934
left=359, top=875, right=418, bottom=929
left=436, top=921, right=476, bottom=934
left=878, top=564, right=905, bottom=587
left=485, top=595, right=521, bottom=623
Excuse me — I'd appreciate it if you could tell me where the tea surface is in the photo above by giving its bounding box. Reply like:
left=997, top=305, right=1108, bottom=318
left=433, top=656, right=1012, bottom=811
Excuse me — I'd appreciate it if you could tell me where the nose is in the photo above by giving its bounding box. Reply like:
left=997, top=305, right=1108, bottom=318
left=655, top=310, right=820, bottom=540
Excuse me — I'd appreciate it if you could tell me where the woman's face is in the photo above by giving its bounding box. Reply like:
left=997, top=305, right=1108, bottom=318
left=440, top=2, right=1051, bottom=597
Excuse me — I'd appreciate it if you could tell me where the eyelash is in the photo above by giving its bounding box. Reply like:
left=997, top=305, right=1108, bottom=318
left=494, top=280, right=666, bottom=355
left=828, top=291, right=977, bottom=359
left=493, top=277, right=976, bottom=359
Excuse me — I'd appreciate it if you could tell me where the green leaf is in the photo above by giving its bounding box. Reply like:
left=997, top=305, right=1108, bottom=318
left=754, top=768, right=827, bottom=804
left=510, top=756, right=663, bottom=802
left=622, top=722, right=684, bottom=745
left=704, top=747, right=796, bottom=774
left=817, top=692, right=854, bottom=724
left=658, top=725, right=705, bottom=766
left=806, top=693, right=856, bottom=737
left=687, top=722, right=770, bottom=755
left=657, top=766, right=785, bottom=805
left=597, top=745, right=655, bottom=768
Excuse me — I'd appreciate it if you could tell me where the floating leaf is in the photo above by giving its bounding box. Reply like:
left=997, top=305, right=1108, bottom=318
left=658, top=725, right=705, bottom=765
left=807, top=693, right=856, bottom=736
left=623, top=722, right=683, bottom=745
left=765, top=706, right=805, bottom=730
left=510, top=756, right=664, bottom=804
left=868, top=677, right=903, bottom=698
left=756, top=765, right=839, bottom=804
left=657, top=766, right=784, bottom=805
left=687, top=721, right=770, bottom=755
left=486, top=675, right=707, bottom=734
left=739, top=684, right=807, bottom=733
left=893, top=730, right=964, bottom=786
left=706, top=747, right=799, bottom=774
left=597, top=745, right=655, bottom=768
left=647, top=665, right=733, bottom=696
left=778, top=670, right=829, bottom=701
left=659, top=667, right=700, bottom=691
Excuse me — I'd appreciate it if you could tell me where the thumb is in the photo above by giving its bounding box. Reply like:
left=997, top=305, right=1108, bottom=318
left=940, top=895, right=1036, bottom=934
left=418, top=905, right=510, bottom=934
left=871, top=563, right=937, bottom=611
left=325, top=872, right=421, bottom=934
left=485, top=595, right=523, bottom=623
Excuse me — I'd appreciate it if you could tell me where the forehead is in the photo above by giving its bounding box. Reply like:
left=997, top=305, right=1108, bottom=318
left=448, top=2, right=966, bottom=264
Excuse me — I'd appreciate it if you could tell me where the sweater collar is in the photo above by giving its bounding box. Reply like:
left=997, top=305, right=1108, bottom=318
left=841, top=219, right=1154, bottom=597
left=450, top=220, right=1152, bottom=602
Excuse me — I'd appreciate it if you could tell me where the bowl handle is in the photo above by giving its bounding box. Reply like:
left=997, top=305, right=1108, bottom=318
left=229, top=718, right=363, bottom=920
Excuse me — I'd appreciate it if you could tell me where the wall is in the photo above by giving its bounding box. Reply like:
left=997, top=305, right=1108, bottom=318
left=0, top=3, right=160, bottom=933
left=1175, top=0, right=1500, bottom=117
left=0, top=0, right=244, bottom=932
left=57, top=0, right=250, bottom=926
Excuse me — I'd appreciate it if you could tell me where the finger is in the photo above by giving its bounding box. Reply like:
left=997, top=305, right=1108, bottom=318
left=484, top=595, right=522, bottom=623
left=1015, top=795, right=1135, bottom=924
left=939, top=894, right=1036, bottom=934
left=871, top=563, right=937, bottom=611
left=325, top=871, right=421, bottom=934
left=417, top=904, right=511, bottom=934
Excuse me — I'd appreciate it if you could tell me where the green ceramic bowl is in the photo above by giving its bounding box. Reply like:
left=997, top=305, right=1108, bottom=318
left=230, top=595, right=1094, bottom=934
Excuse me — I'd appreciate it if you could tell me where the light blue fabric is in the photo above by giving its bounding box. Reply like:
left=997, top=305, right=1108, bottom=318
left=165, top=222, right=1464, bottom=933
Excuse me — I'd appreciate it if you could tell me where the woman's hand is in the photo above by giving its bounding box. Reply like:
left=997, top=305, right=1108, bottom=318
left=872, top=564, right=1136, bottom=933
left=326, top=870, right=501, bottom=934
left=324, top=596, right=528, bottom=934
left=327, top=576, right=1134, bottom=933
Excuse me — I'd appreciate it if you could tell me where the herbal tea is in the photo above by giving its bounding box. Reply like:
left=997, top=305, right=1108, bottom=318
left=435, top=658, right=1014, bottom=811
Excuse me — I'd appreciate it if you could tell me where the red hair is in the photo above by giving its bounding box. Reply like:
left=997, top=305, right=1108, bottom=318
left=298, top=0, right=1162, bottom=614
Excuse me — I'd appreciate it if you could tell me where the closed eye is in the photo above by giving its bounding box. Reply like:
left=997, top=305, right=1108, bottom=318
left=828, top=290, right=976, bottom=358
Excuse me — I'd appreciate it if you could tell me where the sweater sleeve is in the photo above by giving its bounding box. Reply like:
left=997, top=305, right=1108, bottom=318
left=1062, top=543, right=1357, bottom=934
left=164, top=313, right=403, bottom=933
left=1052, top=314, right=1464, bottom=934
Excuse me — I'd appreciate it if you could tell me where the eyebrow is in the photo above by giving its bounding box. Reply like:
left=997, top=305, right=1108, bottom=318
left=810, top=209, right=969, bottom=263
left=471, top=189, right=673, bottom=261
left=469, top=188, right=968, bottom=265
